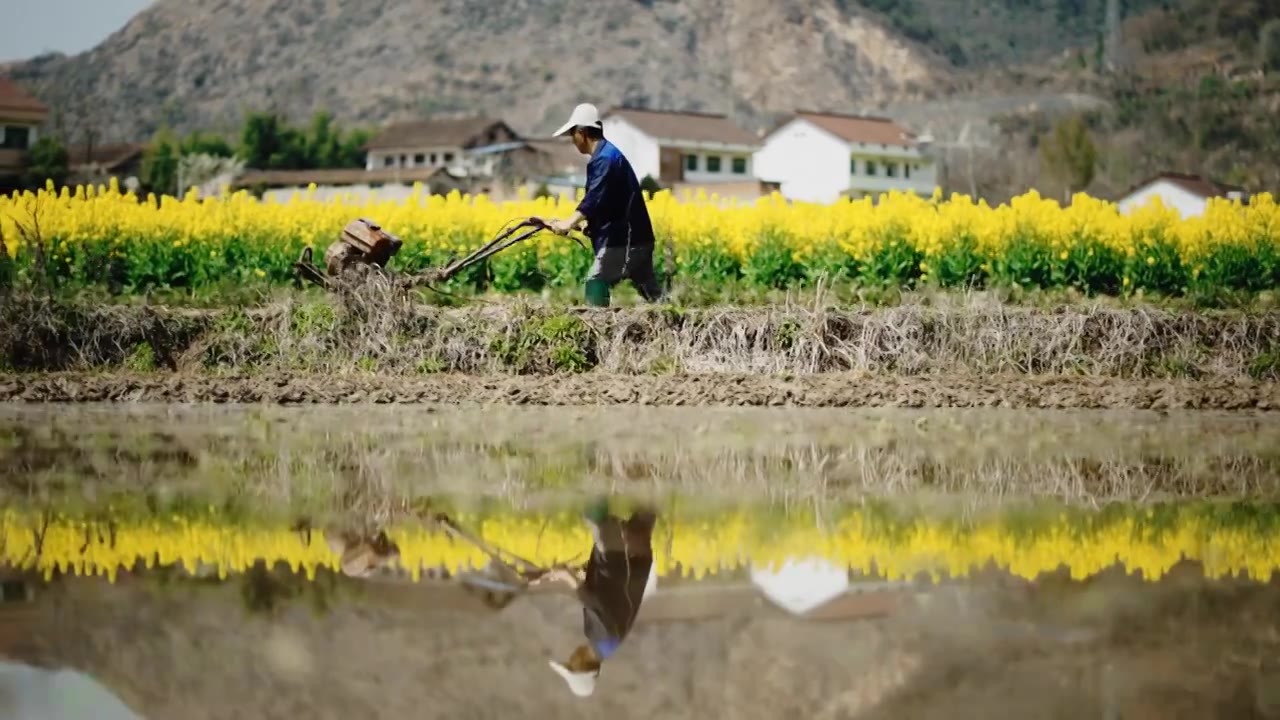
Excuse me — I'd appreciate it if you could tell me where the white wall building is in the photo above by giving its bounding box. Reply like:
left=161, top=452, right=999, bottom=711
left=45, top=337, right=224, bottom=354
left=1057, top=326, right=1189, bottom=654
left=0, top=76, right=48, bottom=190
left=599, top=106, right=761, bottom=188
left=753, top=111, right=938, bottom=204
left=363, top=117, right=521, bottom=178
left=1116, top=172, right=1248, bottom=219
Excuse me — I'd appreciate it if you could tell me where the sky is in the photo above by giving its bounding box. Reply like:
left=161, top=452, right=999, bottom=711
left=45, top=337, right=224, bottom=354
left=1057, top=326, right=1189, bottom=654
left=1, top=0, right=153, bottom=62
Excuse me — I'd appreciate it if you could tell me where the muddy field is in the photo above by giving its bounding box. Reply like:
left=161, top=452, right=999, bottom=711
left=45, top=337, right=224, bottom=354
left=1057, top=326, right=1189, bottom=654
left=3, top=371, right=1278, bottom=410
left=10, top=561, right=1280, bottom=720
left=6, top=404, right=1279, bottom=506
left=4, top=403, right=1280, bottom=718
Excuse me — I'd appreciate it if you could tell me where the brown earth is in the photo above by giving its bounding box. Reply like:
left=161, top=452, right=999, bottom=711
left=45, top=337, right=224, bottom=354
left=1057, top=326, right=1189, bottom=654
left=2, top=372, right=1278, bottom=410
left=8, top=561, right=1280, bottom=719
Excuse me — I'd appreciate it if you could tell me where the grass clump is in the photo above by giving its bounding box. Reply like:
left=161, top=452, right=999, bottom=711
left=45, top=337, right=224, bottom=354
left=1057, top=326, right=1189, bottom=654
left=491, top=310, right=598, bottom=374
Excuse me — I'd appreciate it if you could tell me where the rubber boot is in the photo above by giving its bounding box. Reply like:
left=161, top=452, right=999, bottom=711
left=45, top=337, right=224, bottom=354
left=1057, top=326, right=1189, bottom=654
left=584, top=279, right=611, bottom=307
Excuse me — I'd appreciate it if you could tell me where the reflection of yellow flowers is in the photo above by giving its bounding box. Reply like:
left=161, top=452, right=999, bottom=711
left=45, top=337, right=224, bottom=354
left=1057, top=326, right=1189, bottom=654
left=2, top=508, right=1278, bottom=584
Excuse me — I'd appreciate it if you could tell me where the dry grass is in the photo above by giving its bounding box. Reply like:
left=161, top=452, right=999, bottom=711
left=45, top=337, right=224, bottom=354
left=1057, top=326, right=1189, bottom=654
left=2, top=290, right=1278, bottom=379
left=4, top=405, right=1279, bottom=512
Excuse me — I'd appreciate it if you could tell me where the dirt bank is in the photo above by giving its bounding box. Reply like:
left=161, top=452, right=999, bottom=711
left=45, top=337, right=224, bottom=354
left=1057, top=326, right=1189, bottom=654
left=2, top=293, right=1278, bottom=379
left=2, top=372, right=1277, bottom=409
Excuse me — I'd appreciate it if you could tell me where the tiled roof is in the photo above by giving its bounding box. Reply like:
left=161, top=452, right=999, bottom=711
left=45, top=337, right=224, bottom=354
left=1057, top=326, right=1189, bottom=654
left=523, top=139, right=588, bottom=171
left=1128, top=171, right=1242, bottom=199
left=363, top=117, right=516, bottom=151
left=784, top=111, right=916, bottom=147
left=67, top=142, right=146, bottom=170
left=603, top=106, right=760, bottom=147
left=233, top=167, right=441, bottom=188
left=0, top=76, right=48, bottom=118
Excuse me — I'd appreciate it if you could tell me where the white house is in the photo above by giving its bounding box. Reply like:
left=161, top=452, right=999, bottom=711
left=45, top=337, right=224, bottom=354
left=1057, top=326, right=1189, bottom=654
left=753, top=111, right=938, bottom=204
left=1116, top=172, right=1248, bottom=219
left=599, top=106, right=762, bottom=188
left=363, top=116, right=521, bottom=178
left=0, top=76, right=48, bottom=192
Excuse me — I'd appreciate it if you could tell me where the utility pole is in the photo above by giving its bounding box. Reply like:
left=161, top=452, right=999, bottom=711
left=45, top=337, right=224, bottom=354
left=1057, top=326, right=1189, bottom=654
left=917, top=121, right=991, bottom=199
left=1104, top=0, right=1126, bottom=74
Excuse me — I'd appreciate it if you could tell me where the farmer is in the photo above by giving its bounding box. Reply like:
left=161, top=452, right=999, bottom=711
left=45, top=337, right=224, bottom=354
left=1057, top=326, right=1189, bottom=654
left=543, top=497, right=658, bottom=698
left=539, top=103, right=665, bottom=308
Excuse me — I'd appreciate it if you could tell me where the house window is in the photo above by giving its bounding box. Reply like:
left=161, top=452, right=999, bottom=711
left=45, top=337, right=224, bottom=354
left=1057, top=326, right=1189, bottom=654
left=905, top=164, right=911, bottom=179
left=430, top=153, right=438, bottom=164
left=886, top=163, right=897, bottom=178
left=1, top=125, right=31, bottom=150
left=383, top=156, right=395, bottom=167
left=444, top=152, right=454, bottom=163
left=685, top=154, right=698, bottom=172
left=731, top=157, right=747, bottom=174
left=865, top=160, right=877, bottom=176
left=399, top=154, right=408, bottom=166
left=414, top=153, right=426, bottom=165
left=707, top=156, right=722, bottom=173
left=850, top=157, right=858, bottom=175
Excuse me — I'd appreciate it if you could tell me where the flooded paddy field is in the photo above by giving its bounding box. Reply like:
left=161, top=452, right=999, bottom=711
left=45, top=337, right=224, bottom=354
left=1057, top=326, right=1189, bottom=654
left=2, top=405, right=1280, bottom=718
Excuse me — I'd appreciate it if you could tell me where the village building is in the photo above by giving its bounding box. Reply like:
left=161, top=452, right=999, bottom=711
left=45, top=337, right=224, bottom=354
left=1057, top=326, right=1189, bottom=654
left=361, top=116, right=522, bottom=178
left=0, top=76, right=49, bottom=193
left=65, top=142, right=146, bottom=190
left=753, top=111, right=938, bottom=204
left=1116, top=171, right=1249, bottom=218
left=599, top=106, right=769, bottom=195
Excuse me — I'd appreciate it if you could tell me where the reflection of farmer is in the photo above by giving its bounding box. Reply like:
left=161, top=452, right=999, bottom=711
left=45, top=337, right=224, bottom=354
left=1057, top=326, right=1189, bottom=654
left=545, top=499, right=658, bottom=698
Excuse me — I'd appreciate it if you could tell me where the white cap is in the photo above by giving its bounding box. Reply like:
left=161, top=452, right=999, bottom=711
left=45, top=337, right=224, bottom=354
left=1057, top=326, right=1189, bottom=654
left=548, top=660, right=598, bottom=697
left=553, top=103, right=603, bottom=137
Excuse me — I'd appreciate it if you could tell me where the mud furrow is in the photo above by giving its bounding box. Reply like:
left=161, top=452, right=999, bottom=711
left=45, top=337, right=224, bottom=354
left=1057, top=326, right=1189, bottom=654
left=2, top=372, right=1277, bottom=410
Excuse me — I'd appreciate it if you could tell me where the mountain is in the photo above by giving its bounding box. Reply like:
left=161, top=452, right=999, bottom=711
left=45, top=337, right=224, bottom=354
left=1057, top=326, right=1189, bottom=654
left=7, top=0, right=1181, bottom=143
left=6, top=0, right=962, bottom=144
left=7, top=0, right=1279, bottom=200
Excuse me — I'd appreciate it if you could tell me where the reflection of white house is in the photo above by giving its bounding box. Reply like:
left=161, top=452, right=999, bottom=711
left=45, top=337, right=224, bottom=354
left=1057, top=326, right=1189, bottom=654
left=750, top=557, right=850, bottom=615
left=600, top=106, right=762, bottom=188
left=1116, top=172, right=1248, bottom=219
left=754, top=111, right=938, bottom=204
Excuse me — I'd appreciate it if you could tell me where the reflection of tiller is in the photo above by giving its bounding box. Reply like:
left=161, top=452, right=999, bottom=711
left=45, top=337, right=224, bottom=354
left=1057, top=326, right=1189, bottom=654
left=293, top=217, right=585, bottom=294
left=430, top=512, right=588, bottom=610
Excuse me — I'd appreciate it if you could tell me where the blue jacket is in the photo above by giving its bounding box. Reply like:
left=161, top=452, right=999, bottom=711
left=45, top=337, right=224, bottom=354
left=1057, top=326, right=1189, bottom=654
left=576, top=139, right=656, bottom=250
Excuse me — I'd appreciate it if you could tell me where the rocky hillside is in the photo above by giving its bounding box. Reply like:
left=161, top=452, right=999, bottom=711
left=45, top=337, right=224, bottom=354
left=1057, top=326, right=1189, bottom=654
left=11, top=0, right=1278, bottom=201
left=8, top=0, right=956, bottom=143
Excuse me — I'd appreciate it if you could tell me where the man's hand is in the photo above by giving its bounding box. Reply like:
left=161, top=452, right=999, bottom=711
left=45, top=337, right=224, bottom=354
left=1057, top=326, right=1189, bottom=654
left=541, top=210, right=584, bottom=237
left=529, top=566, right=583, bottom=590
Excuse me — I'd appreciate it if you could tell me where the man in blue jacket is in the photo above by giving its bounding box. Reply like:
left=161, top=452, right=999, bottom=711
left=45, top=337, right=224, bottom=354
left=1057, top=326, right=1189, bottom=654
left=540, top=103, right=665, bottom=307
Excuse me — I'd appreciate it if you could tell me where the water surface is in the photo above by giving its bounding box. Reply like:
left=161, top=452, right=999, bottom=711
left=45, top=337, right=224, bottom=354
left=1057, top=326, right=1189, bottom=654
left=2, top=405, right=1279, bottom=718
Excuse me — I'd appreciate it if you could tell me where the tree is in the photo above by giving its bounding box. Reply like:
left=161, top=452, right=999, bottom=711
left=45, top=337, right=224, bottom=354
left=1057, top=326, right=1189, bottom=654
left=639, top=174, right=663, bottom=195
left=306, top=111, right=342, bottom=169
left=177, top=152, right=246, bottom=197
left=1262, top=19, right=1280, bottom=73
left=180, top=131, right=235, bottom=159
left=239, top=112, right=307, bottom=170
left=20, top=136, right=70, bottom=190
left=1040, top=115, right=1098, bottom=197
left=141, top=128, right=180, bottom=195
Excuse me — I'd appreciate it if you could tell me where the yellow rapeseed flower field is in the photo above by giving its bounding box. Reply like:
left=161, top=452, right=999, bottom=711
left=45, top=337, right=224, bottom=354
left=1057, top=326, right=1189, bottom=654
left=1, top=180, right=1276, bottom=295
left=4, top=506, right=1277, bottom=585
